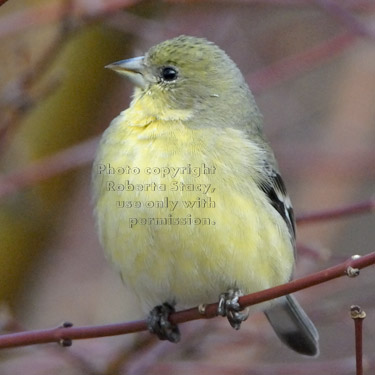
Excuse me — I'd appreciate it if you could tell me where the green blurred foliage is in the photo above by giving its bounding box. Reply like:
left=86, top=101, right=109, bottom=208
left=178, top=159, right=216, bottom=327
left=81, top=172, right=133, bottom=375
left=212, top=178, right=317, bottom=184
left=0, top=22, right=132, bottom=304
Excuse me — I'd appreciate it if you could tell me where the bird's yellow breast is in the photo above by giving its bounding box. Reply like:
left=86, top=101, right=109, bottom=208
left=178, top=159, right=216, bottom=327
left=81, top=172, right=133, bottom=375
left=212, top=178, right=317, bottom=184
left=93, top=106, right=294, bottom=310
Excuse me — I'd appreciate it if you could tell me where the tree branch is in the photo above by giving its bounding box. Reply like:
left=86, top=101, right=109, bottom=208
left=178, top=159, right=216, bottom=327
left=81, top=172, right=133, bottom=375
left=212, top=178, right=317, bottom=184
left=0, top=252, right=373, bottom=349
left=0, top=136, right=99, bottom=199
left=296, top=198, right=375, bottom=225
left=1, top=0, right=373, bottom=39
left=315, top=0, right=375, bottom=39
left=249, top=31, right=356, bottom=93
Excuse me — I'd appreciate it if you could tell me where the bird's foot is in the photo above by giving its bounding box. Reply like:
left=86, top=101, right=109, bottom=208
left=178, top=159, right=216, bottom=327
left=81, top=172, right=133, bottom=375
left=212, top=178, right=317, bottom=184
left=147, top=302, right=180, bottom=343
left=217, top=288, right=249, bottom=330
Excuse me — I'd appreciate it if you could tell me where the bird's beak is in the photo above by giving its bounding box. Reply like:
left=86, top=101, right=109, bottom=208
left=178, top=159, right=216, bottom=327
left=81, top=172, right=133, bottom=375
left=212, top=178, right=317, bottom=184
left=105, top=56, right=147, bottom=89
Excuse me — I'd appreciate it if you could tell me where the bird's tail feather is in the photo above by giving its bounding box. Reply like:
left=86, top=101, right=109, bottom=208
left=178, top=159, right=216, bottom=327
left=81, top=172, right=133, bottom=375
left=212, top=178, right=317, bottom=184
left=264, top=294, right=319, bottom=356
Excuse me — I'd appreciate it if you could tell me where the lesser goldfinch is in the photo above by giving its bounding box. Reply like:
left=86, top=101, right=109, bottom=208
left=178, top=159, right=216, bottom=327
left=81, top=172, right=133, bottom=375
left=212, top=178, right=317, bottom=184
left=93, top=35, right=319, bottom=356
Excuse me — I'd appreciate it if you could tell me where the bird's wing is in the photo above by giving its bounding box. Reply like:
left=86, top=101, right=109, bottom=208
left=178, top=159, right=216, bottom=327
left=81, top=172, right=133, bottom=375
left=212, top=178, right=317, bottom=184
left=258, top=163, right=296, bottom=251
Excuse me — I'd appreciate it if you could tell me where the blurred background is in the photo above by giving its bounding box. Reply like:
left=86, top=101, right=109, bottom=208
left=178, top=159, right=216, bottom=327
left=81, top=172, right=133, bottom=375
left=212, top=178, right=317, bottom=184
left=0, top=0, right=374, bottom=374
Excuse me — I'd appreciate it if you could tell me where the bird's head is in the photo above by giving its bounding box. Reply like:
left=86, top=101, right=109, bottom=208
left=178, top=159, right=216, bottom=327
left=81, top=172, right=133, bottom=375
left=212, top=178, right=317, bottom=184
left=106, top=35, right=261, bottom=127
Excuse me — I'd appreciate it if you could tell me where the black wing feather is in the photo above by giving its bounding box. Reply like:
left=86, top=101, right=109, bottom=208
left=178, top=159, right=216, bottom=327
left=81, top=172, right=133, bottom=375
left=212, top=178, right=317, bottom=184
left=259, top=168, right=296, bottom=241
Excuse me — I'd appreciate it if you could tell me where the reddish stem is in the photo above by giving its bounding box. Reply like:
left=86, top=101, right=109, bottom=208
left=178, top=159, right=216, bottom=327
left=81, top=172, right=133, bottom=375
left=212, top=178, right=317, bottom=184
left=351, top=305, right=366, bottom=375
left=0, top=252, right=373, bottom=349
left=296, top=199, right=375, bottom=225
left=0, top=136, right=99, bottom=199
left=249, top=32, right=356, bottom=93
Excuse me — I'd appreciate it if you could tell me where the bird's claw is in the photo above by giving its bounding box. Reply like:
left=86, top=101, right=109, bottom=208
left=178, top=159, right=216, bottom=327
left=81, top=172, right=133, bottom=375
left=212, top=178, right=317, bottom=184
left=147, top=303, right=180, bottom=343
left=217, top=288, right=249, bottom=330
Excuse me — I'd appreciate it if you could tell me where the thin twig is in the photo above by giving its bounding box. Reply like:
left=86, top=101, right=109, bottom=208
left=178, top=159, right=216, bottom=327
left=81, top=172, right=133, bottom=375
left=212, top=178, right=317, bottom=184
left=275, top=147, right=375, bottom=180
left=0, top=252, right=373, bottom=349
left=351, top=305, right=366, bottom=375
left=296, top=198, right=375, bottom=225
left=315, top=0, right=375, bottom=39
left=249, top=31, right=356, bottom=93
left=0, top=0, right=76, bottom=150
left=0, top=0, right=143, bottom=39
left=1, top=0, right=374, bottom=39
left=0, top=136, right=99, bottom=199
left=0, top=76, right=61, bottom=151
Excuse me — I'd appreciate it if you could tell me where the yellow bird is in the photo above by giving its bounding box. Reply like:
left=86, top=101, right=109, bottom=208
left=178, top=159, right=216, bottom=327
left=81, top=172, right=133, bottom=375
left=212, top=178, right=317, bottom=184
left=93, top=35, right=319, bottom=356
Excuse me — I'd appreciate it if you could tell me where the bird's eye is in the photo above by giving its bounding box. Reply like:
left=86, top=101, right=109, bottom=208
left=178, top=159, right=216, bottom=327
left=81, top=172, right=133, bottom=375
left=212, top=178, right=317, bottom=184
left=161, top=67, right=178, bottom=82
